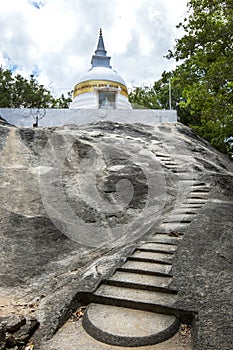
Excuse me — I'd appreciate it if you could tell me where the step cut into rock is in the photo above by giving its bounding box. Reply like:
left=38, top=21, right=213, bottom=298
left=82, top=303, right=180, bottom=347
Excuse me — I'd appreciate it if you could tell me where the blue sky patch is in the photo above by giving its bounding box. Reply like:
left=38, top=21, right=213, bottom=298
left=28, top=1, right=44, bottom=10
left=3, top=53, right=19, bottom=73
left=32, top=66, right=40, bottom=78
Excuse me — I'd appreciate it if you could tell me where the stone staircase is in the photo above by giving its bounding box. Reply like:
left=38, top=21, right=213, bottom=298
left=156, top=151, right=210, bottom=233
left=80, top=234, right=178, bottom=346
left=159, top=181, right=209, bottom=232
left=80, top=233, right=196, bottom=347
left=78, top=150, right=210, bottom=347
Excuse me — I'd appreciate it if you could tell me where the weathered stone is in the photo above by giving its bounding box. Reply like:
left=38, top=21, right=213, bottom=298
left=14, top=317, right=39, bottom=342
left=109, top=270, right=173, bottom=288
left=94, top=284, right=177, bottom=307
left=0, top=125, right=9, bottom=151
left=6, top=334, right=17, bottom=348
left=0, top=314, right=25, bottom=333
left=0, top=326, right=6, bottom=349
left=120, top=260, right=172, bottom=275
left=138, top=242, right=177, bottom=253
left=0, top=121, right=232, bottom=350
left=131, top=250, right=173, bottom=263
left=0, top=116, right=11, bottom=126
left=0, top=343, right=6, bottom=350
left=82, top=303, right=179, bottom=347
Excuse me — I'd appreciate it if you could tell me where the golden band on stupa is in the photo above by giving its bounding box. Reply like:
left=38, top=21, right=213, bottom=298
left=73, top=80, right=128, bottom=98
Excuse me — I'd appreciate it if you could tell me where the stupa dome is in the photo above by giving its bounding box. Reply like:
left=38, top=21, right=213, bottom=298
left=70, top=29, right=131, bottom=109
left=78, top=66, right=126, bottom=86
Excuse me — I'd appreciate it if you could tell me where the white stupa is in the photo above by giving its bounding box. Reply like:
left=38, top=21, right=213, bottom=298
left=70, top=29, right=131, bottom=109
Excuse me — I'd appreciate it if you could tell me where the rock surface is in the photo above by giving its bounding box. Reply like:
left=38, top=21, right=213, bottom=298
left=0, top=314, right=39, bottom=349
left=0, top=120, right=232, bottom=349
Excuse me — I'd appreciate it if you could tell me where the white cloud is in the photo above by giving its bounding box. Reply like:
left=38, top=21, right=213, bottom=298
left=0, top=0, right=188, bottom=96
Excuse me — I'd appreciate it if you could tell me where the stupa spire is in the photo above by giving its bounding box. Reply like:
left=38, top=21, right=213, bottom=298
left=95, top=28, right=106, bottom=55
left=91, top=28, right=111, bottom=68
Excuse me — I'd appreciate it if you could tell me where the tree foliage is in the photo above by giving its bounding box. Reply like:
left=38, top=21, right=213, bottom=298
left=129, top=74, right=174, bottom=110
left=130, top=0, right=233, bottom=156
left=0, top=67, right=72, bottom=108
left=129, top=72, right=192, bottom=123
left=129, top=86, right=160, bottom=109
left=169, top=0, right=233, bottom=155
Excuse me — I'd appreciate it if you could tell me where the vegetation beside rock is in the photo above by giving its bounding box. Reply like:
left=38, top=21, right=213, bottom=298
left=129, top=0, right=233, bottom=157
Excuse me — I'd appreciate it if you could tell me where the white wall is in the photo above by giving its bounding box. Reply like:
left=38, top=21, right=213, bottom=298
left=0, top=108, right=177, bottom=127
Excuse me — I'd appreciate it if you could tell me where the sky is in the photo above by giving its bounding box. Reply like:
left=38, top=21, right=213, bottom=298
left=0, top=0, right=188, bottom=97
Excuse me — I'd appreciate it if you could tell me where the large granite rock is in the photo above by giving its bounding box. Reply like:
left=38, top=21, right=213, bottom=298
left=0, top=120, right=232, bottom=349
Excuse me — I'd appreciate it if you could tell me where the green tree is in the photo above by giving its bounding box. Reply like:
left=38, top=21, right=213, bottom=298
left=129, top=86, right=160, bottom=109
left=168, top=0, right=233, bottom=155
left=52, top=91, right=72, bottom=108
left=129, top=75, right=174, bottom=110
left=0, top=67, right=72, bottom=109
left=129, top=72, right=192, bottom=123
left=0, top=67, right=14, bottom=107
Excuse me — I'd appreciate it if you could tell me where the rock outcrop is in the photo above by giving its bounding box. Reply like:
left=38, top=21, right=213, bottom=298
left=0, top=121, right=232, bottom=349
